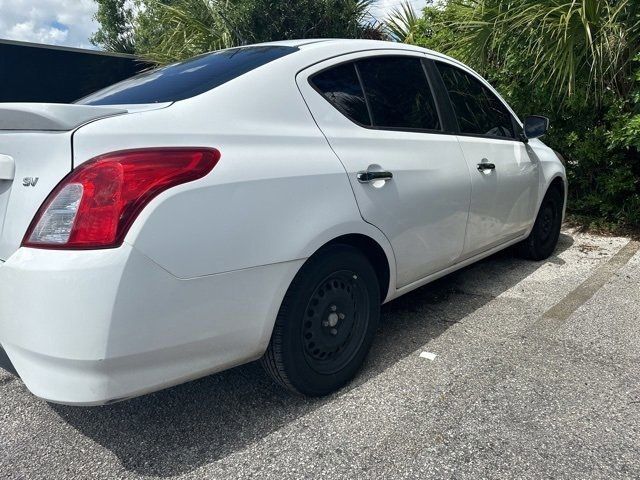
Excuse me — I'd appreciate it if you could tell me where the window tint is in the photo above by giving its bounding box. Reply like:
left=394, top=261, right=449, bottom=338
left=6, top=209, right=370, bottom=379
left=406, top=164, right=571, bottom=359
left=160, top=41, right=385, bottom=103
left=311, top=63, right=371, bottom=126
left=436, top=62, right=515, bottom=139
left=357, top=56, right=440, bottom=131
left=76, top=46, right=298, bottom=105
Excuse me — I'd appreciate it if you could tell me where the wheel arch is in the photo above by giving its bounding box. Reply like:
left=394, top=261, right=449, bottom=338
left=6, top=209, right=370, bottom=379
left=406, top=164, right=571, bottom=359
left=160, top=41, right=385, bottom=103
left=548, top=175, right=565, bottom=196
left=524, top=172, right=567, bottom=242
left=318, top=233, right=392, bottom=302
left=545, top=174, right=568, bottom=221
left=297, top=223, right=397, bottom=303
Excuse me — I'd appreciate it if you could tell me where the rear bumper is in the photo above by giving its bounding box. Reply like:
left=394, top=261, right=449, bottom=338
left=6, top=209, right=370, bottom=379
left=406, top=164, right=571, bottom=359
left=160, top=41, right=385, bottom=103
left=0, top=245, right=303, bottom=405
left=0, top=259, right=14, bottom=376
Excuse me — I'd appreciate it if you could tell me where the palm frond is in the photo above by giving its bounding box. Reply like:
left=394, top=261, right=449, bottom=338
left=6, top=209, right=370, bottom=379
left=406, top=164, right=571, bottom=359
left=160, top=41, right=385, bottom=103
left=447, top=0, right=640, bottom=103
left=139, top=0, right=237, bottom=64
left=385, top=1, right=420, bottom=43
left=137, top=0, right=382, bottom=64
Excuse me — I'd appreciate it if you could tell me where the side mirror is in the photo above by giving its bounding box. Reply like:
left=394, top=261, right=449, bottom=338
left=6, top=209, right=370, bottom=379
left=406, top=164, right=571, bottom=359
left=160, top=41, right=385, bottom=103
left=524, top=115, right=550, bottom=140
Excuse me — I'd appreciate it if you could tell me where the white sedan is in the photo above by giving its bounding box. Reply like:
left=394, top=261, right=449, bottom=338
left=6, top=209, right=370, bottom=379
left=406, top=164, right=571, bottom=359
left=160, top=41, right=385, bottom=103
left=0, top=39, right=566, bottom=405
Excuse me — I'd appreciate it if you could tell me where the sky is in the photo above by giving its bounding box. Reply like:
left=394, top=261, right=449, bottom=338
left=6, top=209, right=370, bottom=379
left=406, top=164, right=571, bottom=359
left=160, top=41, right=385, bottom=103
left=369, top=0, right=428, bottom=22
left=0, top=0, right=428, bottom=50
left=0, top=0, right=99, bottom=49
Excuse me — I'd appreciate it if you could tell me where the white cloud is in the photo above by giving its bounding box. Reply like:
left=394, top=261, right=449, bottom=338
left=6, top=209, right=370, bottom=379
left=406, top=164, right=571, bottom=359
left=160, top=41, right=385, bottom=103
left=7, top=20, right=68, bottom=44
left=0, top=0, right=98, bottom=49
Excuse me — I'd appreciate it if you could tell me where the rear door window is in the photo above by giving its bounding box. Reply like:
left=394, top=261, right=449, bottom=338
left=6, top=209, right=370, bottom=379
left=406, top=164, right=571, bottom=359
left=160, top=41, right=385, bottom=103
left=76, top=46, right=298, bottom=105
left=436, top=62, right=515, bottom=139
left=357, top=56, right=441, bottom=131
left=311, top=63, right=371, bottom=126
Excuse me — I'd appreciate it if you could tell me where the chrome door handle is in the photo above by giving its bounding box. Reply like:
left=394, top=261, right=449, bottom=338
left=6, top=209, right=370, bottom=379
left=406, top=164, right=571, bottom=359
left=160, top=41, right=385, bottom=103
left=477, top=162, right=496, bottom=172
left=357, top=171, right=393, bottom=183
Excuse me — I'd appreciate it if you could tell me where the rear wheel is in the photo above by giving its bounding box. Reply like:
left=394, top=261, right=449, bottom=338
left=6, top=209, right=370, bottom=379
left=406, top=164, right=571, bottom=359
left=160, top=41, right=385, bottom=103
left=516, top=186, right=564, bottom=260
left=261, top=244, right=380, bottom=396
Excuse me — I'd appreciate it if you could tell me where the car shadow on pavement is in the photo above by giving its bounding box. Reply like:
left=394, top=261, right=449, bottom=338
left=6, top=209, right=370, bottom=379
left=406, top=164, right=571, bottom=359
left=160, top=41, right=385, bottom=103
left=52, top=234, right=574, bottom=477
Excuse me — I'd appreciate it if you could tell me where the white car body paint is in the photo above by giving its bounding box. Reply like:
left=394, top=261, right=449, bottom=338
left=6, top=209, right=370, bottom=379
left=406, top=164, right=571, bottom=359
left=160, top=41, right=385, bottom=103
left=456, top=135, right=539, bottom=258
left=0, top=39, right=566, bottom=405
left=0, top=131, right=74, bottom=260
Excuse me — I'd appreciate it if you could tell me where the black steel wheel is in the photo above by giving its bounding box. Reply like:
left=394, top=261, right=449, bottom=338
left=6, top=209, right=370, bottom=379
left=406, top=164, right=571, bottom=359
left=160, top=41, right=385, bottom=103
left=516, top=186, right=564, bottom=261
left=301, top=270, right=370, bottom=375
left=262, top=244, right=380, bottom=396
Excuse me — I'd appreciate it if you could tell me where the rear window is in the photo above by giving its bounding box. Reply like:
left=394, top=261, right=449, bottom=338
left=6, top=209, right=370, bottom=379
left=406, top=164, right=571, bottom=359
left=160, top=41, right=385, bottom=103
left=76, top=46, right=298, bottom=105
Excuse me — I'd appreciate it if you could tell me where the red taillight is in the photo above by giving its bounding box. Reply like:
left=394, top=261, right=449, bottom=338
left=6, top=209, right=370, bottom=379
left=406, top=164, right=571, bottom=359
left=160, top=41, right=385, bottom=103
left=23, top=148, right=220, bottom=249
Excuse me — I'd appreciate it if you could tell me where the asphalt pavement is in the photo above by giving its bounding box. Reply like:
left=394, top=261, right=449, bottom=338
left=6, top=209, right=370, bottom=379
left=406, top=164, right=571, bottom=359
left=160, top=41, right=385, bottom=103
left=1, top=229, right=639, bottom=479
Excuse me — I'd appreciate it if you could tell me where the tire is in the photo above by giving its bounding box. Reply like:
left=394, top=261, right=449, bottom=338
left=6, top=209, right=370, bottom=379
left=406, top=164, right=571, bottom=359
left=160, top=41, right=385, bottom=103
left=261, top=244, right=380, bottom=396
left=516, top=186, right=564, bottom=261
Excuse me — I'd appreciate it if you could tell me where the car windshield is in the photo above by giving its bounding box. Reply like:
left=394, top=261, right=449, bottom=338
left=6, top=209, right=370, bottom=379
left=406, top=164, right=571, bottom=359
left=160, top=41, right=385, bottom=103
left=75, top=45, right=298, bottom=105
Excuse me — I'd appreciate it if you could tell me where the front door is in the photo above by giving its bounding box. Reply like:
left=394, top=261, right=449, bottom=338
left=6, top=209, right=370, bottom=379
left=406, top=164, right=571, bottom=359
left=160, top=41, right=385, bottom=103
left=433, top=61, right=540, bottom=257
left=297, top=52, right=472, bottom=288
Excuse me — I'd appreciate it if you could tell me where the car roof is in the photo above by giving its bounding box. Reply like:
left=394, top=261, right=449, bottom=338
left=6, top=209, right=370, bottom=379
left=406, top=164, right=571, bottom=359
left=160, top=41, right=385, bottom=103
left=254, top=38, right=419, bottom=48
left=254, top=38, right=432, bottom=52
left=250, top=38, right=465, bottom=70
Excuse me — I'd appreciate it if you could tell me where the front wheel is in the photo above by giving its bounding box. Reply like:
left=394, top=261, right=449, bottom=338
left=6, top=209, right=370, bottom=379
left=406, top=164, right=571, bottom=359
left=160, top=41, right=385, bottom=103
left=516, top=186, right=564, bottom=261
left=261, top=244, right=380, bottom=396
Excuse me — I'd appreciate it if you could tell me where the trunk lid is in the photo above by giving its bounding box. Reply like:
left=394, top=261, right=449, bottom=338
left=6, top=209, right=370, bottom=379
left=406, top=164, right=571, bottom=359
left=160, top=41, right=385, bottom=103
left=0, top=103, right=127, bottom=131
left=0, top=103, right=132, bottom=260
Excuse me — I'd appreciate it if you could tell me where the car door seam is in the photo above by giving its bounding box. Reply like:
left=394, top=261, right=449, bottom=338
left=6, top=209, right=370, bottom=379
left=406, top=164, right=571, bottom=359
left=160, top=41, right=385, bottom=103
left=293, top=72, right=400, bottom=285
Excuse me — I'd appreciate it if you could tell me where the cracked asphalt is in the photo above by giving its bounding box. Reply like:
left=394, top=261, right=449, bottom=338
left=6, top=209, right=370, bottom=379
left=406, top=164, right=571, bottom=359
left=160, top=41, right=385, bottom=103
left=1, top=229, right=639, bottom=479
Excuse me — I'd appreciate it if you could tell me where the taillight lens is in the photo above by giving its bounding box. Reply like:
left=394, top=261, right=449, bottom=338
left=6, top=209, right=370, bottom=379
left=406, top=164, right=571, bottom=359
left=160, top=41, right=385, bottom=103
left=23, top=148, right=220, bottom=249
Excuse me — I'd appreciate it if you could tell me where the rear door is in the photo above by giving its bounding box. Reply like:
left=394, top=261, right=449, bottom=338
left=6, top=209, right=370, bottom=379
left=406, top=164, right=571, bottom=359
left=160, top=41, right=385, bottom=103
left=433, top=61, right=540, bottom=258
left=297, top=51, right=471, bottom=288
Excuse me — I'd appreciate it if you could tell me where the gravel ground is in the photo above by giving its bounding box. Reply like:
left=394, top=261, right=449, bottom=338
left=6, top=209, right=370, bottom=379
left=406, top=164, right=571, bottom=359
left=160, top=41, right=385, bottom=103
left=1, top=229, right=639, bottom=479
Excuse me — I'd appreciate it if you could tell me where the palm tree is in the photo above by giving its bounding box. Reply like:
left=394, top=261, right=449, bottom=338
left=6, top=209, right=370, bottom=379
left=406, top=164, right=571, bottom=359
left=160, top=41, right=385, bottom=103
left=137, top=0, right=237, bottom=64
left=385, top=1, right=420, bottom=44
left=449, top=0, right=640, bottom=103
left=139, top=0, right=382, bottom=64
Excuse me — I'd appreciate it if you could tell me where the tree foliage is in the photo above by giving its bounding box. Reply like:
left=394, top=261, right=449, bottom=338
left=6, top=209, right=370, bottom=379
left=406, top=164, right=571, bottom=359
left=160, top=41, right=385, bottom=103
left=385, top=1, right=420, bottom=44
left=90, top=0, right=136, bottom=53
left=448, top=0, right=640, bottom=104
left=91, top=0, right=382, bottom=62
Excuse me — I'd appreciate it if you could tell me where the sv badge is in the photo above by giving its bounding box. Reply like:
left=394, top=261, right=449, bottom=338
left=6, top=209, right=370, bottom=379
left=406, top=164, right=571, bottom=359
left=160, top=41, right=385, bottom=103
left=23, top=177, right=39, bottom=187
